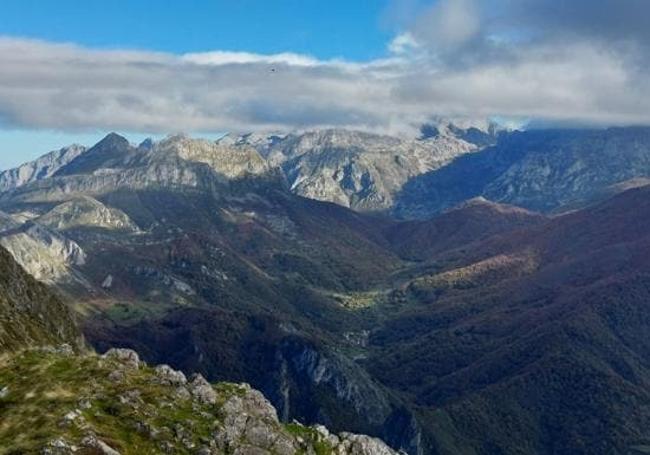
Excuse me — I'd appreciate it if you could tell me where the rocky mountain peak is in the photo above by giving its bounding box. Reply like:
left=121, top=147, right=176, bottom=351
left=216, top=132, right=288, bottom=157
left=53, top=132, right=135, bottom=177
left=1, top=128, right=478, bottom=216
left=395, top=126, right=650, bottom=217
left=137, top=137, right=154, bottom=150
left=96, top=132, right=130, bottom=149
left=0, top=144, right=87, bottom=192
left=295, top=128, right=403, bottom=150
left=262, top=128, right=476, bottom=212
left=419, top=118, right=504, bottom=147
left=150, top=134, right=270, bottom=179
left=152, top=133, right=190, bottom=151
left=84, top=132, right=131, bottom=157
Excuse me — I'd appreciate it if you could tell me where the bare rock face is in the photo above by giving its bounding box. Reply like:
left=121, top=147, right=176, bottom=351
left=0, top=222, right=86, bottom=283
left=224, top=129, right=477, bottom=213
left=0, top=145, right=86, bottom=192
left=214, top=385, right=292, bottom=453
left=212, top=382, right=400, bottom=455
left=221, top=384, right=279, bottom=421
left=336, top=433, right=400, bottom=455
left=189, top=373, right=218, bottom=404
left=153, top=134, right=270, bottom=179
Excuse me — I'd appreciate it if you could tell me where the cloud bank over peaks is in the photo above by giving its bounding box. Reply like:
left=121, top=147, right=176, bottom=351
left=1, top=0, right=650, bottom=138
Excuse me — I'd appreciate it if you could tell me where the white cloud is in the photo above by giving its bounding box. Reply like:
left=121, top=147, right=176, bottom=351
left=182, top=51, right=321, bottom=67
left=412, top=0, right=481, bottom=50
left=388, top=33, right=421, bottom=55
left=0, top=29, right=648, bottom=137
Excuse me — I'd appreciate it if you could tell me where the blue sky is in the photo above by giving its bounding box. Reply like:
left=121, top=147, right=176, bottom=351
left=0, top=0, right=399, bottom=169
left=0, top=0, right=393, bottom=60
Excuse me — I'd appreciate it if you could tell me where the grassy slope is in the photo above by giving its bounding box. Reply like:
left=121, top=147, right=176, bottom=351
left=0, top=246, right=80, bottom=353
left=0, top=349, right=335, bottom=454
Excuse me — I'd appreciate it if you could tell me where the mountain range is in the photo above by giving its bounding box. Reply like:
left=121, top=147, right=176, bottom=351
left=1, top=125, right=650, bottom=454
left=394, top=127, right=650, bottom=217
left=219, top=126, right=479, bottom=213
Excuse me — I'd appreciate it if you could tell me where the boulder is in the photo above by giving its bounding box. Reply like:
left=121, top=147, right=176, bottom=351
left=189, top=373, right=217, bottom=405
left=102, top=348, right=140, bottom=369
left=154, top=364, right=187, bottom=386
left=81, top=435, right=121, bottom=455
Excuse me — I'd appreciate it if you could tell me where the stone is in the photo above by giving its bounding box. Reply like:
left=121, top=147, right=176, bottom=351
left=189, top=373, right=217, bottom=405
left=102, top=348, right=140, bottom=369
left=313, top=424, right=340, bottom=447
left=232, top=446, right=271, bottom=455
left=174, top=385, right=192, bottom=400
left=41, top=438, right=77, bottom=454
left=244, top=422, right=278, bottom=448
left=108, top=369, right=126, bottom=382
left=78, top=398, right=92, bottom=410
left=154, top=364, right=188, bottom=386
left=81, top=435, right=121, bottom=455
left=336, top=433, right=398, bottom=455
left=59, top=409, right=82, bottom=427
left=118, top=389, right=142, bottom=407
left=221, top=386, right=278, bottom=422
left=313, top=424, right=329, bottom=438
left=272, top=434, right=298, bottom=455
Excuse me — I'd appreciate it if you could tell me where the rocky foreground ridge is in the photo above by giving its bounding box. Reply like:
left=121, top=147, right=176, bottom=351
left=0, top=346, right=398, bottom=455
